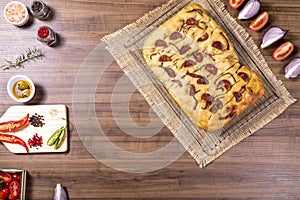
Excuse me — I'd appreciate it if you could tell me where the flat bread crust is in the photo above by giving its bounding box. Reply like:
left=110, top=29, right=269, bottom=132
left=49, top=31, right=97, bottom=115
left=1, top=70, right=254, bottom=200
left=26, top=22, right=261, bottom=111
left=142, top=3, right=265, bottom=130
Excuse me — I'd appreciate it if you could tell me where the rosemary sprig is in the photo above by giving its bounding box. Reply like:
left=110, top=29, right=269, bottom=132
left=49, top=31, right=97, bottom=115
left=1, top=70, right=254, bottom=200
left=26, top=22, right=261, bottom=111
left=1, top=47, right=43, bottom=70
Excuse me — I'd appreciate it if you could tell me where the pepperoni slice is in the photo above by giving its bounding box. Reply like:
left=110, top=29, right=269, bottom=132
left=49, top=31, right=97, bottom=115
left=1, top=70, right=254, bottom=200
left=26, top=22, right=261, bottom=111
left=170, top=32, right=183, bottom=40
left=212, top=41, right=223, bottom=50
left=201, top=93, right=213, bottom=104
left=186, top=18, right=198, bottom=25
left=226, top=105, right=237, bottom=114
left=159, top=55, right=172, bottom=62
left=219, top=106, right=237, bottom=120
left=238, top=72, right=250, bottom=82
left=228, top=111, right=237, bottom=119
left=233, top=91, right=242, bottom=102
left=192, top=51, right=203, bottom=62
left=155, top=39, right=167, bottom=47
left=180, top=45, right=191, bottom=55
left=197, top=33, right=209, bottom=42
left=218, top=80, right=232, bottom=90
left=197, top=76, right=209, bottom=85
left=205, top=64, right=218, bottom=75
left=183, top=60, right=196, bottom=68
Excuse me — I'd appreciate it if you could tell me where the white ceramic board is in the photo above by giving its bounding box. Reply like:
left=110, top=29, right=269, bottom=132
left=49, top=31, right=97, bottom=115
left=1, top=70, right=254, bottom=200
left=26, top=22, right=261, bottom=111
left=0, top=105, right=68, bottom=153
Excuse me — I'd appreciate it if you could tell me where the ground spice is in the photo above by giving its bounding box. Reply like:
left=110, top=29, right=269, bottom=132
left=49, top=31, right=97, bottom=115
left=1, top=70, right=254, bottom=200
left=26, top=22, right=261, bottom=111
left=32, top=1, right=43, bottom=13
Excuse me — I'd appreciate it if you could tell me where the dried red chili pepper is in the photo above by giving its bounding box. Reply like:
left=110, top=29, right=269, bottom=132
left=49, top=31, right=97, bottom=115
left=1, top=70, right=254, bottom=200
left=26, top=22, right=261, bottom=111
left=0, top=133, right=29, bottom=153
left=0, top=114, right=29, bottom=132
left=28, top=133, right=43, bottom=148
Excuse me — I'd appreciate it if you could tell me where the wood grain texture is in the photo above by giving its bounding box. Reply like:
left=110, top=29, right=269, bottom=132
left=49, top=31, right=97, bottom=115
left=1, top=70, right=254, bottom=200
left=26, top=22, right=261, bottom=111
left=0, top=0, right=299, bottom=199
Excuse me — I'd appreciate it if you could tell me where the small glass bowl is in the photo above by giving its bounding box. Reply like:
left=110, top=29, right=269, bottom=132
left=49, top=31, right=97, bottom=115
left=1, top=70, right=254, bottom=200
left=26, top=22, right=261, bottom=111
left=7, top=75, right=36, bottom=103
left=4, top=1, right=30, bottom=26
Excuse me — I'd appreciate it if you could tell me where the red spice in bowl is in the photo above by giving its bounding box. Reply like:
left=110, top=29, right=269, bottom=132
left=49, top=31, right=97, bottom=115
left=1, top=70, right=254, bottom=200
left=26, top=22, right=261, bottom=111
left=37, top=26, right=58, bottom=46
left=38, top=27, right=49, bottom=39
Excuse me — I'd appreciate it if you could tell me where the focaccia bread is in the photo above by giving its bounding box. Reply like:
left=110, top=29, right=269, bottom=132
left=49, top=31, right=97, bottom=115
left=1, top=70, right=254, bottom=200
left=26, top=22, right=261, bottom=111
left=142, top=3, right=265, bottom=130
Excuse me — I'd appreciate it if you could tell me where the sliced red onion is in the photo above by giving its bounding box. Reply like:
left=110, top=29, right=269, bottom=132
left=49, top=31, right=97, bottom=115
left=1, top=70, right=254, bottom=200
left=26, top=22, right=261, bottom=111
left=285, top=58, right=300, bottom=79
left=238, top=0, right=261, bottom=20
left=261, top=27, right=288, bottom=49
left=53, top=183, right=68, bottom=200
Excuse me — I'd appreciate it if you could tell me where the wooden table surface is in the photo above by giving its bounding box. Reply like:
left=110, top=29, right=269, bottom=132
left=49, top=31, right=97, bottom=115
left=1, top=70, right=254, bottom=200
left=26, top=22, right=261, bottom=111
left=1, top=0, right=300, bottom=199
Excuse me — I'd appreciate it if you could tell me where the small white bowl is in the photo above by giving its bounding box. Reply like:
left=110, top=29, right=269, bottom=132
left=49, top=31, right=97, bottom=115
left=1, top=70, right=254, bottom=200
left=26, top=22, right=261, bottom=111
left=4, top=1, right=29, bottom=26
left=7, top=75, right=35, bottom=103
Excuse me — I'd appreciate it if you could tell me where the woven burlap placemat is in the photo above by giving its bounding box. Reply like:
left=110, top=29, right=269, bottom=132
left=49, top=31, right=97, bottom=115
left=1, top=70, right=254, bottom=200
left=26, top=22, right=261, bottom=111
left=103, top=0, right=296, bottom=167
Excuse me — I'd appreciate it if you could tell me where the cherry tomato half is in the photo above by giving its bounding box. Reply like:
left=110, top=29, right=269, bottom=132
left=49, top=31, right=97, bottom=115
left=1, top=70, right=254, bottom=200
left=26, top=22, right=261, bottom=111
left=249, top=11, right=269, bottom=31
left=0, top=172, right=12, bottom=184
left=8, top=193, right=18, bottom=200
left=229, top=0, right=245, bottom=9
left=9, top=181, right=20, bottom=199
left=273, top=42, right=294, bottom=61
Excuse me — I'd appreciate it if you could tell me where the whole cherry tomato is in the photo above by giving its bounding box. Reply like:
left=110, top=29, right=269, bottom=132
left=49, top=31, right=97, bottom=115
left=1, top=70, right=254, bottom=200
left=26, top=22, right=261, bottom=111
left=11, top=173, right=21, bottom=182
left=0, top=188, right=9, bottom=200
left=229, top=0, right=245, bottom=9
left=273, top=41, right=294, bottom=61
left=249, top=11, right=269, bottom=31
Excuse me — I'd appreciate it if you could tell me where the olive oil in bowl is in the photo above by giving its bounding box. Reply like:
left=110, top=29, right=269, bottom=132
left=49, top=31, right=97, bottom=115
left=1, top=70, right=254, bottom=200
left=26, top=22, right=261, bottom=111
left=13, top=80, right=33, bottom=99
left=7, top=75, right=35, bottom=103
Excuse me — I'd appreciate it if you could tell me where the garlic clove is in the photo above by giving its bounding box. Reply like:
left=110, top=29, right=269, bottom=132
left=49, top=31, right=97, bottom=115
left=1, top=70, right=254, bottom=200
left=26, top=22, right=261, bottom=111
left=261, top=27, right=288, bottom=49
left=238, top=0, right=261, bottom=20
left=53, top=183, right=68, bottom=200
left=285, top=58, right=300, bottom=79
